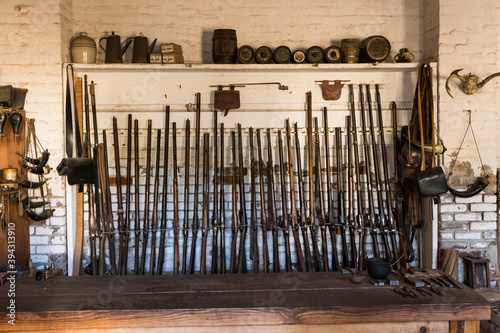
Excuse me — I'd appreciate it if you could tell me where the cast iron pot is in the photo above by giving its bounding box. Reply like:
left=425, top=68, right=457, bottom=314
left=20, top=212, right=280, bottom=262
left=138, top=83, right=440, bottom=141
left=366, top=257, right=391, bottom=280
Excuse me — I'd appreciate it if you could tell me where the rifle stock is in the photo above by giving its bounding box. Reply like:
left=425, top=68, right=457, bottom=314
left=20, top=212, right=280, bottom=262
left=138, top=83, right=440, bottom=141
left=157, top=106, right=170, bottom=274
left=278, top=129, right=292, bottom=272
left=182, top=119, right=190, bottom=274
left=173, top=123, right=180, bottom=275
left=256, top=129, right=270, bottom=273
left=189, top=93, right=201, bottom=274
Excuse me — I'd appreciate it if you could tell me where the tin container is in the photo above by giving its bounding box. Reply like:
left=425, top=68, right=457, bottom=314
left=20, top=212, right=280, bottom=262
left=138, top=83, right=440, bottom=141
left=359, top=35, right=391, bottom=63
left=340, top=39, right=360, bottom=63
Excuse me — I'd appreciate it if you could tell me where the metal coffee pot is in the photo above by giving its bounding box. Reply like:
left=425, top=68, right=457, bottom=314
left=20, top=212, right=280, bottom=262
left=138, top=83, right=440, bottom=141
left=99, top=32, right=132, bottom=63
left=128, top=33, right=157, bottom=63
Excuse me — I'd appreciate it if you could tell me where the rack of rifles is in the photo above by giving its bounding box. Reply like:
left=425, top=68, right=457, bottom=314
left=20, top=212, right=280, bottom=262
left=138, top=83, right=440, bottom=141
left=82, top=77, right=412, bottom=276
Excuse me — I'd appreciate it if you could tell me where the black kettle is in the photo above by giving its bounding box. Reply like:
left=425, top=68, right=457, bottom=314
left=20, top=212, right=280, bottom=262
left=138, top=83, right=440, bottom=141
left=128, top=33, right=157, bottom=63
left=99, top=32, right=132, bottom=63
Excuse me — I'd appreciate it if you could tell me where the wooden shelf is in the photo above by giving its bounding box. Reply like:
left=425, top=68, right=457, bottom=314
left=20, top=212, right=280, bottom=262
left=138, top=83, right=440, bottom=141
left=69, top=62, right=426, bottom=73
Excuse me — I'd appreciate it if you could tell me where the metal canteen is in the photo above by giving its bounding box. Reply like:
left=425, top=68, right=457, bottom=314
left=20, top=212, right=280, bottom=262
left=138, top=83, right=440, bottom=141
left=129, top=33, right=157, bottom=63
left=99, top=32, right=132, bottom=63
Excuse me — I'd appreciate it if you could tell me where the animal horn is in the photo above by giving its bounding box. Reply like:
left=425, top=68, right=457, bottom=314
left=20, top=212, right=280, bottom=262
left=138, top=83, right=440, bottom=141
left=478, top=71, right=500, bottom=89
left=445, top=68, right=466, bottom=98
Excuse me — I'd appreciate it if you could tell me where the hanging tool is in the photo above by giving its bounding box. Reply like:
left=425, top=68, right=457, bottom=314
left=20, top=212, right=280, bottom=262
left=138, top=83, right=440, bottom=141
left=315, top=80, right=349, bottom=100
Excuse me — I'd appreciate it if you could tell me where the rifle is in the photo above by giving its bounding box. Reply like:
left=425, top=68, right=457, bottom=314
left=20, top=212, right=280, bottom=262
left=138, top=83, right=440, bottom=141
left=172, top=123, right=180, bottom=275
left=140, top=120, right=152, bottom=275
left=313, top=118, right=329, bottom=272
left=335, top=127, right=350, bottom=268
left=95, top=142, right=107, bottom=275
left=189, top=93, right=201, bottom=274
left=123, top=114, right=132, bottom=275
left=211, top=111, right=219, bottom=274
left=256, top=129, right=270, bottom=273
left=306, top=92, right=323, bottom=271
left=112, top=117, right=126, bottom=275
left=83, top=76, right=96, bottom=276
left=358, top=85, right=380, bottom=259
left=219, top=123, right=226, bottom=274
left=346, top=116, right=358, bottom=268
left=133, top=119, right=140, bottom=275
left=266, top=129, right=280, bottom=273
left=375, top=85, right=400, bottom=268
left=230, top=130, right=238, bottom=273
left=200, top=133, right=210, bottom=274
left=157, top=106, right=170, bottom=274
left=149, top=129, right=162, bottom=275
left=322, top=108, right=340, bottom=271
left=348, top=84, right=366, bottom=271
left=182, top=119, right=190, bottom=274
left=89, top=81, right=104, bottom=275
left=249, top=127, right=259, bottom=273
left=293, top=123, right=315, bottom=272
left=101, top=131, right=117, bottom=275
left=277, top=129, right=292, bottom=272
left=366, top=85, right=391, bottom=260
left=285, top=119, right=306, bottom=272
left=237, top=124, right=248, bottom=273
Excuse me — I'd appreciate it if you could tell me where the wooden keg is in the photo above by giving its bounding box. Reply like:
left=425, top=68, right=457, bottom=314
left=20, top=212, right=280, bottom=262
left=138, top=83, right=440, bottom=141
left=237, top=45, right=254, bottom=64
left=255, top=46, right=273, bottom=64
left=359, top=35, right=391, bottom=63
left=212, top=29, right=237, bottom=64
left=292, top=50, right=306, bottom=63
left=340, top=39, right=360, bottom=63
left=306, top=46, right=324, bottom=63
left=273, top=45, right=292, bottom=64
left=324, top=46, right=342, bottom=63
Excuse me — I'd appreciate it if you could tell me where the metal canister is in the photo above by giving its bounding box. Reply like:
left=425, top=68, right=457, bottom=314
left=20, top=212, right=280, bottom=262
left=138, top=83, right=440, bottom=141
left=359, top=35, right=391, bottom=63
left=255, top=46, right=273, bottom=64
left=3, top=168, right=17, bottom=181
left=292, top=50, right=306, bottom=64
left=340, top=39, right=360, bottom=63
left=305, top=46, right=324, bottom=63
left=324, top=46, right=342, bottom=63
left=237, top=45, right=254, bottom=64
left=273, top=46, right=292, bottom=64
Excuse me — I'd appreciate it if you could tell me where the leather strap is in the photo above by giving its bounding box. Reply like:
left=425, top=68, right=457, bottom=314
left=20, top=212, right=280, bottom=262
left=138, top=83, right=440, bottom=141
left=66, top=65, right=83, bottom=158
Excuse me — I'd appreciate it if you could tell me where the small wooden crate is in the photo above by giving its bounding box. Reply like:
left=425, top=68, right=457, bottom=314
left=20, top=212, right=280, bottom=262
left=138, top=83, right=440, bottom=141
left=463, top=257, right=490, bottom=289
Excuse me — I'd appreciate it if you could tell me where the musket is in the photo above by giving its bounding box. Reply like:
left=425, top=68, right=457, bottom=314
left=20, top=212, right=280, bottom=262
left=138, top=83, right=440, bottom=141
left=172, top=123, right=180, bottom=275
left=189, top=93, right=201, bottom=274
left=182, top=119, right=190, bottom=274
left=348, top=84, right=366, bottom=271
left=285, top=119, right=306, bottom=272
left=392, top=102, right=414, bottom=266
left=219, top=123, right=226, bottom=274
left=294, top=123, right=315, bottom=272
left=211, top=110, right=219, bottom=274
left=366, top=85, right=391, bottom=260
left=123, top=114, right=132, bottom=275
left=322, top=108, right=340, bottom=271
left=237, top=124, right=248, bottom=273
left=157, top=106, right=170, bottom=274
left=149, top=129, right=162, bottom=275
left=335, top=127, right=350, bottom=268
left=96, top=143, right=107, bottom=275
left=112, top=117, right=126, bottom=275
left=306, top=92, right=323, bottom=271
left=249, top=127, right=259, bottom=273
left=277, top=129, right=292, bottom=272
left=200, top=133, right=210, bottom=274
left=133, top=119, right=140, bottom=275
left=266, top=129, right=280, bottom=273
left=256, top=129, right=270, bottom=273
left=83, top=76, right=96, bottom=275
left=358, top=85, right=380, bottom=259
left=89, top=81, right=103, bottom=275
left=375, top=85, right=400, bottom=268
left=102, top=131, right=117, bottom=275
left=313, top=118, right=329, bottom=272
left=140, top=120, right=152, bottom=275
left=230, top=130, right=238, bottom=273
left=346, top=116, right=358, bottom=268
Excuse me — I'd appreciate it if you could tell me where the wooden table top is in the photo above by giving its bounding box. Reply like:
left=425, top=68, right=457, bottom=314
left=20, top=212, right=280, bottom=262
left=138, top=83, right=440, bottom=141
left=0, top=271, right=491, bottom=331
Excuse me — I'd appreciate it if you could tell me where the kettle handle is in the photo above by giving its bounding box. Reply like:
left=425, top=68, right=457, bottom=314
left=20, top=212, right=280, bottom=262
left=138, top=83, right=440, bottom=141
left=99, top=36, right=107, bottom=52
